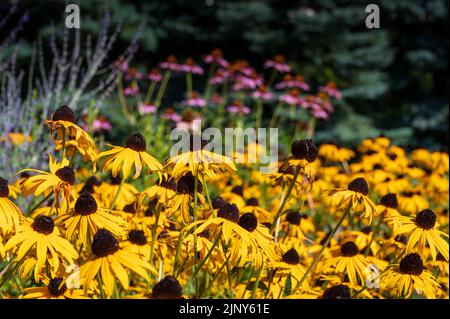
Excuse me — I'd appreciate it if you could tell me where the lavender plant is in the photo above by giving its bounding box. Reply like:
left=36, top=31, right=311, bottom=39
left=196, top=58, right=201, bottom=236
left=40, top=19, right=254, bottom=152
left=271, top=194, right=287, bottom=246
left=0, top=10, right=142, bottom=179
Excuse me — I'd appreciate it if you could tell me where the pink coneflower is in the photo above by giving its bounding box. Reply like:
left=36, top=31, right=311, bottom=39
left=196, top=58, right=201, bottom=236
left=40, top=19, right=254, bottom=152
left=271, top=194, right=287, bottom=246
left=203, top=48, right=229, bottom=67
left=275, top=74, right=310, bottom=91
left=123, top=84, right=139, bottom=96
left=124, top=67, right=143, bottom=81
left=263, top=54, right=291, bottom=73
left=182, top=91, right=206, bottom=108
left=209, top=69, right=231, bottom=85
left=176, top=111, right=202, bottom=133
left=251, top=85, right=274, bottom=101
left=311, top=107, right=329, bottom=120
left=279, top=88, right=304, bottom=106
left=92, top=116, right=112, bottom=132
left=179, top=57, right=204, bottom=75
left=211, top=93, right=224, bottom=105
left=227, top=100, right=251, bottom=115
left=159, top=55, right=181, bottom=71
left=163, top=107, right=182, bottom=122
left=138, top=102, right=157, bottom=115
left=82, top=115, right=112, bottom=132
left=147, top=68, right=163, bottom=82
left=232, top=71, right=263, bottom=91
left=302, top=93, right=334, bottom=120
left=114, top=56, right=129, bottom=72
left=319, top=81, right=342, bottom=99
left=228, top=60, right=253, bottom=77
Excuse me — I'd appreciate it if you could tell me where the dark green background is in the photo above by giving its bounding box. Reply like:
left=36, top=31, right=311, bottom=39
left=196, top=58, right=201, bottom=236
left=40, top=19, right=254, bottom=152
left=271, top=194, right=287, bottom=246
left=1, top=0, right=448, bottom=150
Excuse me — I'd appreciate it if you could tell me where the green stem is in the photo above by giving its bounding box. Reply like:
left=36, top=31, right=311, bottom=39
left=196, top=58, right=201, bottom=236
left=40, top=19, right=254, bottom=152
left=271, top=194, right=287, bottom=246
left=291, top=202, right=353, bottom=295
left=269, top=101, right=284, bottom=128
left=173, top=229, right=185, bottom=277
left=364, top=215, right=383, bottom=257
left=192, top=169, right=200, bottom=296
left=149, top=205, right=161, bottom=265
left=204, top=64, right=216, bottom=101
left=110, top=178, right=125, bottom=210
left=199, top=259, right=227, bottom=298
left=116, top=74, right=132, bottom=123
left=0, top=255, right=26, bottom=289
left=250, top=267, right=263, bottom=298
left=201, top=175, right=215, bottom=217
left=270, top=166, right=301, bottom=235
left=186, top=72, right=193, bottom=98
left=154, top=71, right=171, bottom=108
left=97, top=272, right=106, bottom=299
left=144, top=81, right=156, bottom=105
left=192, top=231, right=222, bottom=278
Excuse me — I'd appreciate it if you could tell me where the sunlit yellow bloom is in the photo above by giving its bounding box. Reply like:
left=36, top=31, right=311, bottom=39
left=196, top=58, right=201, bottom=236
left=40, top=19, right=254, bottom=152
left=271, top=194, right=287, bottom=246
left=0, top=131, right=32, bottom=145
left=79, top=229, right=156, bottom=297
left=380, top=253, right=439, bottom=298
left=329, top=177, right=377, bottom=224
left=4, top=215, right=78, bottom=281
left=22, top=276, right=89, bottom=299
left=19, top=154, right=76, bottom=212
left=98, top=133, right=163, bottom=180
left=166, top=134, right=237, bottom=178
left=0, top=177, right=23, bottom=233
left=45, top=105, right=97, bottom=163
left=387, top=209, right=449, bottom=261
left=319, top=144, right=355, bottom=163
left=320, top=241, right=370, bottom=286
left=57, top=192, right=126, bottom=248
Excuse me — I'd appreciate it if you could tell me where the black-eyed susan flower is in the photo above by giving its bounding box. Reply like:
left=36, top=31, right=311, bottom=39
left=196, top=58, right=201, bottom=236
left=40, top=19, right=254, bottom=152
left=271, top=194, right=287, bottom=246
left=140, top=174, right=177, bottom=204
left=320, top=241, right=370, bottom=286
left=79, top=229, right=156, bottom=297
left=98, top=133, right=163, bottom=180
left=45, top=105, right=97, bottom=163
left=329, top=177, right=377, bottom=224
left=57, top=192, right=126, bottom=249
left=166, top=134, right=237, bottom=178
left=152, top=275, right=183, bottom=299
left=4, top=215, right=78, bottom=280
left=381, top=253, right=439, bottom=298
left=122, top=229, right=151, bottom=259
left=319, top=144, right=355, bottom=164
left=19, top=155, right=76, bottom=212
left=320, top=284, right=351, bottom=299
left=387, top=209, right=449, bottom=261
left=0, top=177, right=23, bottom=233
left=22, top=276, right=88, bottom=299
left=284, top=139, right=319, bottom=177
left=166, top=172, right=205, bottom=223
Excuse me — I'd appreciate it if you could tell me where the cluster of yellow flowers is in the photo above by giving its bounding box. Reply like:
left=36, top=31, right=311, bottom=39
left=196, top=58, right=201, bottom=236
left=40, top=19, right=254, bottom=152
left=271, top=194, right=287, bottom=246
left=0, top=105, right=448, bottom=299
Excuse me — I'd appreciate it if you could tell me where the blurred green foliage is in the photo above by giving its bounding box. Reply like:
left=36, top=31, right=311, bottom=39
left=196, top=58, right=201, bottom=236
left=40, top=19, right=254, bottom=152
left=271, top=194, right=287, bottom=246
left=1, top=0, right=448, bottom=150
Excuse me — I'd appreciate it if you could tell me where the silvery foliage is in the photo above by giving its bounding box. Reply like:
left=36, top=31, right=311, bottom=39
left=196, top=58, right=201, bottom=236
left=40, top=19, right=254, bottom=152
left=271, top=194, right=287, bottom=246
left=0, top=8, right=142, bottom=180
